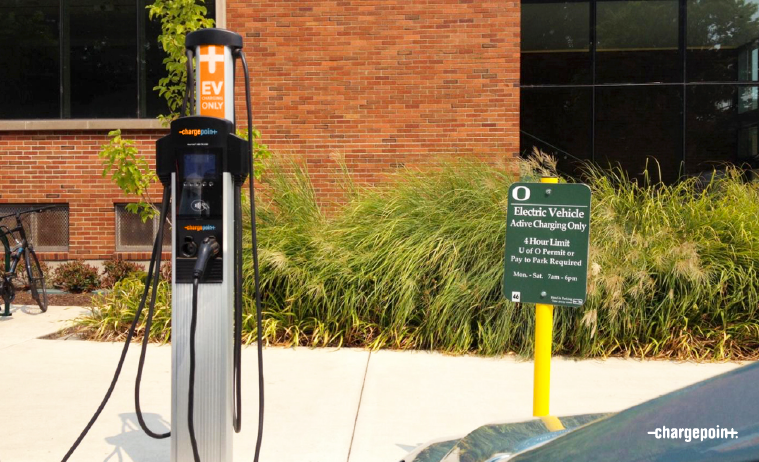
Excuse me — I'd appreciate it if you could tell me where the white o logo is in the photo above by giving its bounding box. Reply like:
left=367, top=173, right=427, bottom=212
left=512, top=186, right=530, bottom=201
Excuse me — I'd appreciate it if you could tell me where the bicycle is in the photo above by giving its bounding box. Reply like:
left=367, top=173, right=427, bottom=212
left=0, top=206, right=53, bottom=315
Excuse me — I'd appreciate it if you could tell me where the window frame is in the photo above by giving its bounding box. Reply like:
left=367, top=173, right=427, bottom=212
left=0, top=204, right=69, bottom=253
left=115, top=204, right=171, bottom=252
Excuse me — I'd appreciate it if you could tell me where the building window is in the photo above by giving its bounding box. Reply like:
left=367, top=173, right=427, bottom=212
left=687, top=85, right=759, bottom=174
left=520, top=87, right=593, bottom=176
left=521, top=1, right=591, bottom=86
left=0, top=205, right=69, bottom=252
left=596, top=0, right=680, bottom=83
left=115, top=204, right=170, bottom=252
left=521, top=0, right=759, bottom=182
left=0, top=0, right=214, bottom=120
left=596, top=86, right=684, bottom=183
left=687, top=0, right=759, bottom=82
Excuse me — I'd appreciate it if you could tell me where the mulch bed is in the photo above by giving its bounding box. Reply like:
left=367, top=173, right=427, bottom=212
left=12, top=290, right=95, bottom=307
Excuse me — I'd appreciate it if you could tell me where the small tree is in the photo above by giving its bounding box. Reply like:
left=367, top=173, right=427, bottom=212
left=99, top=129, right=160, bottom=222
left=148, top=0, right=215, bottom=123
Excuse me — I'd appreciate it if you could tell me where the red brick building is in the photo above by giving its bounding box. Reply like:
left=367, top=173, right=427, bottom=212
left=0, top=1, right=519, bottom=262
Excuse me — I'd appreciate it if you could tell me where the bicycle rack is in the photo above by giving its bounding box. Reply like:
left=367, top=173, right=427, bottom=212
left=1, top=231, right=10, bottom=317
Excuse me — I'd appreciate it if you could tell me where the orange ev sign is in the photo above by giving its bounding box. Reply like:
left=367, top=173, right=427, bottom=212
left=198, top=45, right=226, bottom=119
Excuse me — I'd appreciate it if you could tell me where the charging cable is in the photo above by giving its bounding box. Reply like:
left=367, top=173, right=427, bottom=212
left=237, top=48, right=266, bottom=462
left=61, top=187, right=171, bottom=461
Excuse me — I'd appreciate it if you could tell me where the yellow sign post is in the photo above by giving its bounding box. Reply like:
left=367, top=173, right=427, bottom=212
left=533, top=176, right=558, bottom=417
left=533, top=302, right=554, bottom=416
left=503, top=175, right=591, bottom=420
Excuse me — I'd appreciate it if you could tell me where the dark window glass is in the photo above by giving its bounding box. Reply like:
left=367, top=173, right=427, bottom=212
left=145, top=5, right=167, bottom=118
left=687, top=0, right=759, bottom=82
left=0, top=1, right=60, bottom=119
left=0, top=1, right=214, bottom=119
left=115, top=204, right=170, bottom=251
left=521, top=1, right=591, bottom=85
left=596, top=86, right=683, bottom=183
left=69, top=0, right=137, bottom=118
left=686, top=85, right=759, bottom=174
left=596, top=0, right=681, bottom=83
left=520, top=87, right=593, bottom=175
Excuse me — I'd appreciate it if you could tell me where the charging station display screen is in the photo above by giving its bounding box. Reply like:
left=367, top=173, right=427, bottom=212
left=184, top=154, right=217, bottom=179
left=178, top=153, right=221, bottom=218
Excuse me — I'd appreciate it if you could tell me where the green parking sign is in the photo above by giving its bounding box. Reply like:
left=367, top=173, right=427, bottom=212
left=503, top=183, right=591, bottom=307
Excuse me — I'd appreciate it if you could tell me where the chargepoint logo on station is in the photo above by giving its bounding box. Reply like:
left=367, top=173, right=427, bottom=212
left=179, top=128, right=218, bottom=136
left=198, top=45, right=226, bottom=118
left=184, top=224, right=216, bottom=232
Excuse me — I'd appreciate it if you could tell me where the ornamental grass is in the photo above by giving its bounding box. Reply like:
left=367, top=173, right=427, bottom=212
left=76, top=156, right=759, bottom=360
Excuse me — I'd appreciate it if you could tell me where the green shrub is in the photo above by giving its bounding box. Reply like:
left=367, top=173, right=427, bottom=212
left=52, top=260, right=100, bottom=293
left=101, top=257, right=142, bottom=288
left=74, top=157, right=759, bottom=360
left=81, top=275, right=171, bottom=343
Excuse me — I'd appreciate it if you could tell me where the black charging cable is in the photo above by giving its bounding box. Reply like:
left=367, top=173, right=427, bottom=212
left=237, top=48, right=265, bottom=462
left=185, top=49, right=196, bottom=115
left=134, top=194, right=172, bottom=439
left=61, top=187, right=171, bottom=462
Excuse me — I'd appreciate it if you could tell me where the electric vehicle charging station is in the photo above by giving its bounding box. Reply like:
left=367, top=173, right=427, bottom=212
left=157, top=29, right=247, bottom=462
left=63, top=28, right=264, bottom=462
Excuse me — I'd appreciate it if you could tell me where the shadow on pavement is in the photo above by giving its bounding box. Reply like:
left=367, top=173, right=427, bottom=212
left=103, top=413, right=170, bottom=462
left=3, top=304, right=46, bottom=316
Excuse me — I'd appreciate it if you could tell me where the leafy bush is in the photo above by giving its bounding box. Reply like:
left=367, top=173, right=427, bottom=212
left=52, top=260, right=100, bottom=293
left=101, top=257, right=143, bottom=288
left=81, top=275, right=171, bottom=343
left=75, top=157, right=759, bottom=360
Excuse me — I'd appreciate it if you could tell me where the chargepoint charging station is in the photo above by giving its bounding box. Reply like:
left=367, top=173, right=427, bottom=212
left=63, top=28, right=264, bottom=462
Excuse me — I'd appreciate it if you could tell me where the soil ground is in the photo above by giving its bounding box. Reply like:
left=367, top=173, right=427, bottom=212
left=11, top=289, right=95, bottom=307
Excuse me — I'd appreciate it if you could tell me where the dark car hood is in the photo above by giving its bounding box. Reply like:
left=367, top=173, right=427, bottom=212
left=402, top=362, right=759, bottom=462
left=402, top=414, right=610, bottom=462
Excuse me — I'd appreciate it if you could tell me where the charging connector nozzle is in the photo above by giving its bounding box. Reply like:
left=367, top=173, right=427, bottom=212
left=193, top=236, right=220, bottom=279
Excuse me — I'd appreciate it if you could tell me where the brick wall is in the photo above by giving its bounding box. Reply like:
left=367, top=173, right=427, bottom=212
left=0, top=130, right=166, bottom=260
left=228, top=0, right=520, bottom=202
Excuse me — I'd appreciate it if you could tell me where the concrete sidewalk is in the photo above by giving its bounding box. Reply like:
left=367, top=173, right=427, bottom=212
left=0, top=306, right=749, bottom=462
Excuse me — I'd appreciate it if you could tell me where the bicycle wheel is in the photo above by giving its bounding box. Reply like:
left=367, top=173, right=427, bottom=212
left=0, top=275, right=15, bottom=305
left=25, top=249, right=47, bottom=312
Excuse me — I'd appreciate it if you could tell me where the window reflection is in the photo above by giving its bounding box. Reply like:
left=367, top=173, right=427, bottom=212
left=0, top=1, right=60, bottom=119
left=521, top=1, right=591, bottom=85
left=70, top=0, right=138, bottom=118
left=688, top=0, right=759, bottom=82
left=521, top=88, right=593, bottom=175
left=596, top=0, right=681, bottom=83
left=687, top=85, right=759, bottom=174
left=596, top=86, right=683, bottom=183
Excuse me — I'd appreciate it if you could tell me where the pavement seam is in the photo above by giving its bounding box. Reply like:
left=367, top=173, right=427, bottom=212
left=0, top=337, right=33, bottom=351
left=346, top=349, right=372, bottom=462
